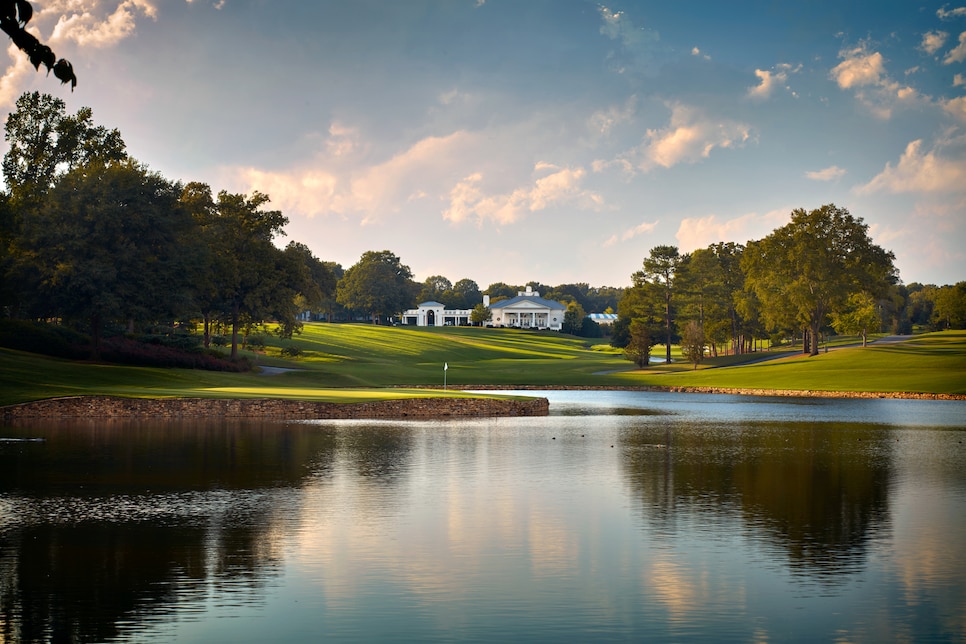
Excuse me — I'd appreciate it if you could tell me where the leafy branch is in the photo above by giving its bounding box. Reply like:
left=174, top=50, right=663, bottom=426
left=0, top=0, right=75, bottom=90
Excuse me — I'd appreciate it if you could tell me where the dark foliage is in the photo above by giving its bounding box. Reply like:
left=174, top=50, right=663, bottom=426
left=98, top=336, right=250, bottom=372
left=0, top=318, right=90, bottom=358
left=0, top=1, right=76, bottom=89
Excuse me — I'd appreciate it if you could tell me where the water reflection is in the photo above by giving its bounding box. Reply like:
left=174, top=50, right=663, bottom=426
left=0, top=394, right=963, bottom=642
left=620, top=420, right=892, bottom=581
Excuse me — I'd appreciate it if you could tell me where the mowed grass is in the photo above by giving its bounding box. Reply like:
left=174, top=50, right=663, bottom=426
left=614, top=331, right=966, bottom=394
left=0, top=324, right=963, bottom=405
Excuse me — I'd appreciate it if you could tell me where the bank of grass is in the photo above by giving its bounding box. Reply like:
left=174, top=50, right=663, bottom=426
left=0, top=324, right=963, bottom=406
left=614, top=331, right=966, bottom=394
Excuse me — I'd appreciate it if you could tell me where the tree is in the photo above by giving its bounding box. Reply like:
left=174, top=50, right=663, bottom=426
left=1, top=2, right=76, bottom=89
left=831, top=292, right=881, bottom=346
left=337, top=250, right=416, bottom=324
left=680, top=320, right=707, bottom=369
left=623, top=320, right=653, bottom=369
left=931, top=282, right=966, bottom=330
left=2, top=93, right=127, bottom=315
left=417, top=275, right=452, bottom=305
left=632, top=245, right=684, bottom=364
left=451, top=278, right=482, bottom=310
left=470, top=303, right=492, bottom=326
left=32, top=160, right=192, bottom=357
left=3, top=93, right=125, bottom=204
left=742, top=204, right=897, bottom=356
left=205, top=190, right=289, bottom=360
left=485, top=282, right=520, bottom=302
left=561, top=300, right=586, bottom=335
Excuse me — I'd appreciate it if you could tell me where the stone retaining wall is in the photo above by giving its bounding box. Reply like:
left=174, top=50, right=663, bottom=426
left=0, top=396, right=550, bottom=420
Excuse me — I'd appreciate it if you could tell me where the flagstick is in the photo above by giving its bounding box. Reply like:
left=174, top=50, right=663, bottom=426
left=444, top=362, right=447, bottom=390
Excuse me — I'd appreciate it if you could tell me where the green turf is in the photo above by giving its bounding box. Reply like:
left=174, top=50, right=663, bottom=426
left=1, top=324, right=963, bottom=405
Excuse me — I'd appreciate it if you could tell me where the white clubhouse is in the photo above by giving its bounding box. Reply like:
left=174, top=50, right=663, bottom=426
left=401, top=286, right=567, bottom=331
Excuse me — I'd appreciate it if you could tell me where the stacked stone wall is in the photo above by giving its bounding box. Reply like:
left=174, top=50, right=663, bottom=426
left=0, top=396, right=549, bottom=420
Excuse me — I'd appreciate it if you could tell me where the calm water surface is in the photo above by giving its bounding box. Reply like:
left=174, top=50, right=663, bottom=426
left=1, top=391, right=964, bottom=642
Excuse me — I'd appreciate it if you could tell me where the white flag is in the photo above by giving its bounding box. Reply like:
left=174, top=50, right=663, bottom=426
left=444, top=363, right=448, bottom=371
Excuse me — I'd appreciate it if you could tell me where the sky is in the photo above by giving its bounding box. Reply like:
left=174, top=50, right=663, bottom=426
left=2, top=0, right=965, bottom=290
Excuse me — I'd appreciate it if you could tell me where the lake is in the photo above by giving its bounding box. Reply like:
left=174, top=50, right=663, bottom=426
left=1, top=391, right=964, bottom=642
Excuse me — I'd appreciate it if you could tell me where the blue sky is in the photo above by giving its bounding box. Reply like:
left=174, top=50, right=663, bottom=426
left=4, top=0, right=965, bottom=289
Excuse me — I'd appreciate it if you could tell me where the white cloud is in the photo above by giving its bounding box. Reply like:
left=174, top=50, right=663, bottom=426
left=638, top=103, right=752, bottom=169
left=675, top=209, right=788, bottom=251
left=942, top=95, right=966, bottom=122
left=50, top=0, right=158, bottom=48
left=805, top=165, right=847, bottom=181
left=937, top=6, right=966, bottom=20
left=748, top=69, right=780, bottom=100
left=691, top=46, right=710, bottom=61
left=954, top=73, right=966, bottom=87
left=831, top=46, right=887, bottom=88
left=830, top=44, right=922, bottom=119
left=943, top=31, right=966, bottom=64
left=921, top=31, right=948, bottom=55
left=239, top=129, right=477, bottom=220
left=856, top=139, right=966, bottom=194
left=0, top=45, right=35, bottom=109
left=443, top=163, right=602, bottom=226
left=603, top=220, right=658, bottom=247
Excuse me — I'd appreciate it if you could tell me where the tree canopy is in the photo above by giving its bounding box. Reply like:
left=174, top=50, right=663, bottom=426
left=337, top=251, right=416, bottom=324
left=742, top=204, right=896, bottom=355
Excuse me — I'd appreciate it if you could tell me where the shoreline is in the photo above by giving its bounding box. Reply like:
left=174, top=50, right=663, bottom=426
left=444, top=384, right=966, bottom=401
left=1, top=386, right=962, bottom=420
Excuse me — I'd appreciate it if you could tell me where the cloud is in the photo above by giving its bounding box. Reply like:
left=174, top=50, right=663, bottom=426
left=0, top=45, right=35, bottom=108
left=831, top=46, right=887, bottom=89
left=856, top=139, right=966, bottom=194
left=50, top=0, right=158, bottom=47
left=675, top=209, right=788, bottom=251
left=920, top=31, right=948, bottom=55
left=603, top=220, right=658, bottom=247
left=943, top=31, right=966, bottom=64
left=942, top=95, right=966, bottom=122
left=954, top=73, right=966, bottom=87
left=805, top=165, right=847, bottom=181
left=443, top=163, right=602, bottom=226
left=598, top=5, right=661, bottom=75
left=638, top=103, right=752, bottom=169
left=239, top=129, right=478, bottom=220
left=747, top=63, right=801, bottom=100
left=937, top=6, right=966, bottom=20
left=691, top=46, right=710, bottom=61
left=829, top=44, right=922, bottom=118
left=588, top=96, right=637, bottom=138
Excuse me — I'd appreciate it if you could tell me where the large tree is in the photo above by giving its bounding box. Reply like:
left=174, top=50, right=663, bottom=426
left=2, top=93, right=127, bottom=316
left=337, top=250, right=416, bottom=324
left=632, top=245, right=684, bottom=364
left=3, top=92, right=125, bottom=204
left=31, top=160, right=192, bottom=357
left=205, top=190, right=289, bottom=360
left=742, top=204, right=897, bottom=356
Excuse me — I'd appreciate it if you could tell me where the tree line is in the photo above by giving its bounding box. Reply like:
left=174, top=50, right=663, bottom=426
left=613, top=207, right=966, bottom=368
left=0, top=93, right=624, bottom=362
left=1, top=94, right=962, bottom=367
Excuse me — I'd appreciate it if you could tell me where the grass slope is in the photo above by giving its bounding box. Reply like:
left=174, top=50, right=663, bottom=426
left=1, top=324, right=963, bottom=405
